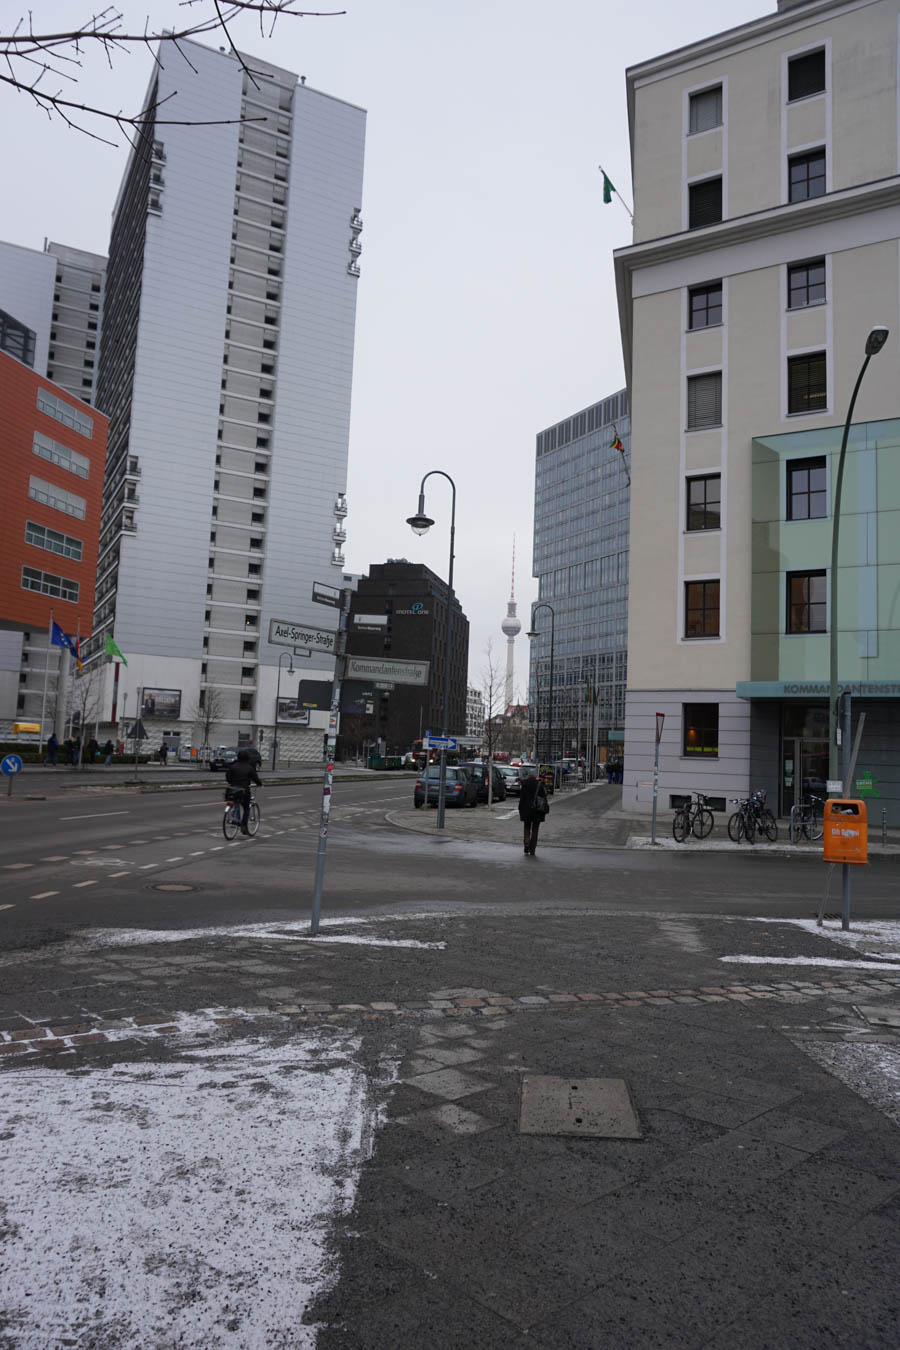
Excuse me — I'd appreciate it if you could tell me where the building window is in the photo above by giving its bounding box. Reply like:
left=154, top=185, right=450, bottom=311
left=25, top=520, right=83, bottom=561
left=21, top=566, right=79, bottom=602
left=788, top=352, right=827, bottom=414
left=688, top=177, right=722, bottom=229
left=683, top=703, right=719, bottom=756
left=788, top=49, right=825, bottom=102
left=36, top=387, right=93, bottom=438
left=685, top=580, right=720, bottom=638
left=686, top=372, right=722, bottom=429
left=787, top=570, right=827, bottom=633
left=787, top=456, right=827, bottom=520
left=28, top=475, right=86, bottom=520
left=686, top=475, right=721, bottom=531
left=240, top=693, right=253, bottom=712
left=688, top=282, right=722, bottom=329
left=0, top=307, right=36, bottom=366
left=789, top=149, right=826, bottom=202
left=688, top=86, right=722, bottom=134
left=33, top=431, right=89, bottom=479
left=788, top=258, right=826, bottom=309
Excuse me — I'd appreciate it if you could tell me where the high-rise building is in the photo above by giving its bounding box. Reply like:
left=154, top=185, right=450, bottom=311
left=530, top=391, right=631, bottom=765
left=45, top=243, right=107, bottom=408
left=87, top=39, right=366, bottom=761
left=466, top=685, right=485, bottom=742
left=500, top=540, right=522, bottom=707
left=615, top=0, right=900, bottom=822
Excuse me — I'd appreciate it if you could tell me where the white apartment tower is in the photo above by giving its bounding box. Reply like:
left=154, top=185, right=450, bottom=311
left=615, top=0, right=900, bottom=821
left=90, top=40, right=366, bottom=758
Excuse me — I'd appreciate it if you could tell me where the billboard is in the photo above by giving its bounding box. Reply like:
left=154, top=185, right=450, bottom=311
left=141, top=689, right=181, bottom=719
left=276, top=698, right=311, bottom=725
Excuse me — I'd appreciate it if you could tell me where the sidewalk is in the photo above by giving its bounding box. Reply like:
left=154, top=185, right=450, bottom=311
left=388, top=782, right=900, bottom=859
left=9, top=763, right=416, bottom=795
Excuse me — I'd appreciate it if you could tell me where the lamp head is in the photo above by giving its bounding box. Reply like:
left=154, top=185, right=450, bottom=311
left=406, top=512, right=434, bottom=536
left=866, top=326, right=889, bottom=356
left=526, top=629, right=538, bottom=640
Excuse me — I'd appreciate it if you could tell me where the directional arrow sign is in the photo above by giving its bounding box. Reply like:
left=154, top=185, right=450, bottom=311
left=424, top=735, right=457, bottom=751
left=1, top=754, right=23, bottom=775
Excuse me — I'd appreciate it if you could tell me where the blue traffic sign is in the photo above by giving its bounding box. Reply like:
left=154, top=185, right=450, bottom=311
left=424, top=735, right=457, bottom=751
left=1, top=754, right=23, bottom=776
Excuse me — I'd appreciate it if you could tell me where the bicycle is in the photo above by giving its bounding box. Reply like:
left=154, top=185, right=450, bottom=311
left=750, top=787, right=778, bottom=842
left=672, top=792, right=715, bottom=843
left=727, top=789, right=777, bottom=844
left=791, top=793, right=824, bottom=842
left=223, top=788, right=260, bottom=840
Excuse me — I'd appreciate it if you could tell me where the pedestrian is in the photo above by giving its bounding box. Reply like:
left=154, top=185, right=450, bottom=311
left=71, top=736, right=81, bottom=767
left=62, top=737, right=72, bottom=765
left=46, top=733, right=59, bottom=767
left=87, top=736, right=99, bottom=765
left=518, top=769, right=549, bottom=856
left=159, top=743, right=168, bottom=766
left=103, top=738, right=114, bottom=766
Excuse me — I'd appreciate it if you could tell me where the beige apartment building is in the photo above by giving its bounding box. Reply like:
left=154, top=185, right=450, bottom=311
left=615, top=0, right=900, bottom=823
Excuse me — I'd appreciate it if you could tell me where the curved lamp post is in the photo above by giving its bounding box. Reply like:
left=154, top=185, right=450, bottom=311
left=828, top=325, right=889, bottom=785
left=408, top=470, right=456, bottom=829
left=272, top=650, right=294, bottom=771
left=527, top=602, right=555, bottom=767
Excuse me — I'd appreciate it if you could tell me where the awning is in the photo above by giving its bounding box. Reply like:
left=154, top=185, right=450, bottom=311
left=736, top=681, right=900, bottom=700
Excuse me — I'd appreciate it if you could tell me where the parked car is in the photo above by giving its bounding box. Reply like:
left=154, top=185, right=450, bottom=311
left=498, top=764, right=522, bottom=795
left=414, top=765, right=478, bottom=809
left=459, top=761, right=507, bottom=803
left=209, top=745, right=261, bottom=772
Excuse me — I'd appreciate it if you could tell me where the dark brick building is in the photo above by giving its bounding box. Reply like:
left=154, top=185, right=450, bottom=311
left=341, top=559, right=469, bottom=756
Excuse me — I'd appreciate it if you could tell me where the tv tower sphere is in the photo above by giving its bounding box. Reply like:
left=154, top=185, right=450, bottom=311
left=501, top=610, right=522, bottom=638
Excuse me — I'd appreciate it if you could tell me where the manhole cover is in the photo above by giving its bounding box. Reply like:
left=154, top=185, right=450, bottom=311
left=519, top=1075, right=642, bottom=1139
left=151, top=883, right=197, bottom=893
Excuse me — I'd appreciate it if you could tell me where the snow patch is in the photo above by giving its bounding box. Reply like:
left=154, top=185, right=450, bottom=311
left=795, top=1040, right=900, bottom=1127
left=720, top=954, right=900, bottom=971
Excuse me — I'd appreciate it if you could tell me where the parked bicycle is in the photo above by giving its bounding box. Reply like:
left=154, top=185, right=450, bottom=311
left=223, top=787, right=260, bottom=840
left=790, top=793, right=824, bottom=843
left=673, top=792, right=715, bottom=843
left=727, top=788, right=777, bottom=844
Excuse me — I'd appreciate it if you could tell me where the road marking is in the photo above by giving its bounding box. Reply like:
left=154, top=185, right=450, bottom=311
left=73, top=880, right=97, bottom=888
left=73, top=849, right=98, bottom=855
left=30, top=891, right=59, bottom=899
left=209, top=845, right=224, bottom=851
left=139, top=864, right=157, bottom=870
left=0, top=903, right=14, bottom=910
left=41, top=855, right=68, bottom=862
left=60, top=811, right=131, bottom=820
left=4, top=863, right=33, bottom=870
left=129, top=840, right=150, bottom=845
left=166, top=856, right=183, bottom=862
left=109, top=871, right=130, bottom=878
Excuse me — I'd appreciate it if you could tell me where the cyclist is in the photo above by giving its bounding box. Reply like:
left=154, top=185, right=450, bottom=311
left=225, top=749, right=261, bottom=835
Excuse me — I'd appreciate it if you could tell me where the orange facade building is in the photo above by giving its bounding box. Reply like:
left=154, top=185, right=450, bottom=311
left=0, top=350, right=106, bottom=640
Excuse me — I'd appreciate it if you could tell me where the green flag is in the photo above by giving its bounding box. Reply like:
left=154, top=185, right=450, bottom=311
left=104, top=633, right=128, bottom=665
left=602, top=172, right=614, bottom=205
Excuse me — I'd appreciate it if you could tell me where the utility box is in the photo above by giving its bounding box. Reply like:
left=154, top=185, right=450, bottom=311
left=823, top=799, right=868, bottom=865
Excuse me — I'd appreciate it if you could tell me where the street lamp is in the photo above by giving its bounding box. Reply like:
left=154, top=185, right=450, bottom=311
left=527, top=602, right=555, bottom=768
left=407, top=470, right=456, bottom=829
left=828, top=325, right=889, bottom=785
left=272, top=651, right=295, bottom=771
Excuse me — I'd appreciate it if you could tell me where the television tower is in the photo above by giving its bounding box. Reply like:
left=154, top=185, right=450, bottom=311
left=500, top=537, right=522, bottom=707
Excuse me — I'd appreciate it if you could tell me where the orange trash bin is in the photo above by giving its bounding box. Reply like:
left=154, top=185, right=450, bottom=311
left=823, top=799, right=868, bottom=865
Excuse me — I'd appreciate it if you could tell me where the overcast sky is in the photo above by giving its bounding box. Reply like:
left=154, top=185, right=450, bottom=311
left=1, top=0, right=764, bottom=691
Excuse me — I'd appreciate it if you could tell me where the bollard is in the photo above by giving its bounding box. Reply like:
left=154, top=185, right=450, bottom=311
left=883, top=808, right=887, bottom=847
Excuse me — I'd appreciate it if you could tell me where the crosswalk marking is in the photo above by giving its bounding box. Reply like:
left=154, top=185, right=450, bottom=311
left=73, top=880, right=97, bottom=889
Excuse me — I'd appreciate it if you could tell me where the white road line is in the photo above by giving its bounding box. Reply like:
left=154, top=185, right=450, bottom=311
left=41, top=855, right=68, bottom=861
left=73, top=880, right=97, bottom=888
left=139, top=864, right=156, bottom=870
left=166, top=856, right=183, bottom=862
left=60, top=811, right=131, bottom=820
left=109, top=871, right=130, bottom=878
left=73, top=850, right=98, bottom=855
left=30, top=891, right=59, bottom=899
left=4, top=863, right=33, bottom=870
left=209, top=846, right=224, bottom=851
left=0, top=903, right=14, bottom=911
left=129, top=840, right=150, bottom=845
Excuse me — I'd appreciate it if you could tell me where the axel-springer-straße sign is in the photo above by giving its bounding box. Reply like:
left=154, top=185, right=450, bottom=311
left=268, top=618, right=336, bottom=654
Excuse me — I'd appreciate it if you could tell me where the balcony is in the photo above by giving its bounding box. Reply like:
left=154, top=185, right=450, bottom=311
left=349, top=236, right=362, bottom=256
left=350, top=213, right=363, bottom=233
left=333, top=524, right=347, bottom=544
left=347, top=261, right=361, bottom=278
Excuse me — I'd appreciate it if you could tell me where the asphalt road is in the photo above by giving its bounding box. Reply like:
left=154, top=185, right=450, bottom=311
left=1, top=776, right=897, bottom=949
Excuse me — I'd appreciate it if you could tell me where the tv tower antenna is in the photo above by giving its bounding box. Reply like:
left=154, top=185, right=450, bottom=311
left=500, top=535, right=522, bottom=708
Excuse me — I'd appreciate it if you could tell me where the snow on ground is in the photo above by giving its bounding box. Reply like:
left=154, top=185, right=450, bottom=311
left=727, top=917, right=900, bottom=966
left=0, top=1031, right=394, bottom=1349
left=720, top=954, right=900, bottom=970
left=796, top=1040, right=900, bottom=1128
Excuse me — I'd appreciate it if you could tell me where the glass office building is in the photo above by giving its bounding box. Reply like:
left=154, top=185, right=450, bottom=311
left=530, top=389, right=631, bottom=765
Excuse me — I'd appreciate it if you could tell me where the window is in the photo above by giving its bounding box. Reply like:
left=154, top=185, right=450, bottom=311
left=787, top=570, right=827, bottom=633
left=788, top=352, right=827, bottom=414
left=240, top=694, right=253, bottom=712
left=21, top=566, right=79, bottom=602
left=689, top=282, right=722, bottom=329
left=686, top=372, right=722, bottom=429
left=689, top=86, right=722, bottom=134
left=32, top=431, right=89, bottom=478
left=686, top=475, right=721, bottom=531
left=244, top=614, right=258, bottom=628
left=242, top=641, right=256, bottom=655
left=788, top=49, right=825, bottom=102
left=246, top=588, right=259, bottom=601
left=787, top=456, right=827, bottom=520
left=788, top=258, right=826, bottom=309
left=37, top=387, right=93, bottom=437
left=28, top=475, right=86, bottom=520
left=241, top=666, right=255, bottom=678
left=0, top=307, right=36, bottom=366
left=683, top=704, right=719, bottom=756
left=789, top=150, right=825, bottom=202
left=25, top=520, right=83, bottom=561
left=689, top=177, right=722, bottom=229
left=685, top=580, right=720, bottom=638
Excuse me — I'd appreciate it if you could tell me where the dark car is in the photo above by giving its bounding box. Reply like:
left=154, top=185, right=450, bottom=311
left=414, top=765, right=478, bottom=809
left=459, top=761, right=507, bottom=803
left=210, top=745, right=261, bottom=772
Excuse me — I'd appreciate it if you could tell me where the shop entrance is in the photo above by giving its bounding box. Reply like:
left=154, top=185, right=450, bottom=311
left=781, top=703, right=829, bottom=817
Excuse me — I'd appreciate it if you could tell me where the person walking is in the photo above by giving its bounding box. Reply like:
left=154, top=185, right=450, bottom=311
left=103, top=738, right=114, bottom=766
left=87, top=736, right=99, bottom=765
left=224, top=748, right=262, bottom=836
left=159, top=743, right=168, bottom=767
left=518, top=770, right=549, bottom=856
left=46, top=733, right=59, bottom=767
left=71, top=736, right=81, bottom=767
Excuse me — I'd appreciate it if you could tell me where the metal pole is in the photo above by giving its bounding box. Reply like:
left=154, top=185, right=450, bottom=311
left=548, top=608, right=554, bottom=774
left=133, top=687, right=141, bottom=779
left=840, top=691, right=851, bottom=931
left=310, top=588, right=352, bottom=934
left=829, top=355, right=870, bottom=784
left=650, top=735, right=661, bottom=844
left=39, top=608, right=53, bottom=761
left=272, top=654, right=286, bottom=772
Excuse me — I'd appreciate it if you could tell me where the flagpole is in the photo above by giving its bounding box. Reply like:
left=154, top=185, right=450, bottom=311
left=76, top=618, right=85, bottom=772
left=39, top=609, right=53, bottom=762
left=597, top=164, right=633, bottom=222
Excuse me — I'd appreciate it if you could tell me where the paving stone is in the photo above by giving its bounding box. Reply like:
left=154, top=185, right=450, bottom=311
left=402, top=1067, right=490, bottom=1101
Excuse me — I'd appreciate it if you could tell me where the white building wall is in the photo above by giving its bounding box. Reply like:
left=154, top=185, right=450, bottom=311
left=0, top=242, right=54, bottom=371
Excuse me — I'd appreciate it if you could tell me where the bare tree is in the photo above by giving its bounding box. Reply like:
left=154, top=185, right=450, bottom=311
left=69, top=665, right=105, bottom=767
left=481, top=641, right=506, bottom=805
left=188, top=684, right=227, bottom=752
left=1, top=3, right=344, bottom=145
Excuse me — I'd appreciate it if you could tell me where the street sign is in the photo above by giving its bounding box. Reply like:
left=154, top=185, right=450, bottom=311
left=424, top=735, right=457, bottom=751
left=1, top=754, right=23, bottom=775
left=374, top=682, right=395, bottom=691
left=345, top=656, right=429, bottom=686
left=312, top=581, right=343, bottom=609
left=268, top=618, right=336, bottom=655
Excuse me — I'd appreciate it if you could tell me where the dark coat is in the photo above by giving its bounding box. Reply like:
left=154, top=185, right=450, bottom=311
left=225, top=759, right=261, bottom=792
left=518, top=775, right=548, bottom=823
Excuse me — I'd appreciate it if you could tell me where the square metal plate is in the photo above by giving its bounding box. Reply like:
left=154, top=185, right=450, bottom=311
left=519, top=1075, right=642, bottom=1139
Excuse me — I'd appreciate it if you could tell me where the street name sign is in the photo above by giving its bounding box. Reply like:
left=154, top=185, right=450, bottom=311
left=312, top=581, right=343, bottom=609
left=268, top=618, right=336, bottom=655
left=345, top=657, right=429, bottom=686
